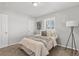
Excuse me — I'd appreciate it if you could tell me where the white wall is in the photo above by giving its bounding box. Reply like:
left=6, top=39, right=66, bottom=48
left=0, top=10, right=36, bottom=45
left=36, top=6, right=79, bottom=50
left=8, top=11, right=35, bottom=45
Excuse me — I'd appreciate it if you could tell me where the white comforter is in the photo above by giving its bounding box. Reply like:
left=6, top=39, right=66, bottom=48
left=19, top=36, right=57, bottom=56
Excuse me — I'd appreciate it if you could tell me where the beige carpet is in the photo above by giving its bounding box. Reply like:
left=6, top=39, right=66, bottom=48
left=0, top=44, right=78, bottom=56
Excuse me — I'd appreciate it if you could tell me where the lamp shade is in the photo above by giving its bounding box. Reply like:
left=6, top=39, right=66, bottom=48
left=66, top=21, right=78, bottom=27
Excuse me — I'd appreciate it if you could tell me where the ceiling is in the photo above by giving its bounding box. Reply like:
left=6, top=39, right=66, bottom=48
left=0, top=2, right=79, bottom=17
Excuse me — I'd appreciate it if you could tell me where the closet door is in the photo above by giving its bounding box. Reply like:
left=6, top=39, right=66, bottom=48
left=0, top=15, right=2, bottom=47
left=0, top=14, right=8, bottom=48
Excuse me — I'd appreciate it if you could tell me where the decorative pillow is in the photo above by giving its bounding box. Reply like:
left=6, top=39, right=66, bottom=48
left=47, top=30, right=57, bottom=38
left=41, top=31, right=47, bottom=36
left=40, top=29, right=57, bottom=39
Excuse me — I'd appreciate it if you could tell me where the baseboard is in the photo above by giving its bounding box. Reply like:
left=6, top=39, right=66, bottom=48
left=8, top=42, right=18, bottom=47
left=57, top=44, right=79, bottom=51
left=0, top=42, right=18, bottom=49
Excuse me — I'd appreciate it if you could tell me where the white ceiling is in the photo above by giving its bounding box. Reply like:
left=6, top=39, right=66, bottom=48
left=1, top=2, right=79, bottom=17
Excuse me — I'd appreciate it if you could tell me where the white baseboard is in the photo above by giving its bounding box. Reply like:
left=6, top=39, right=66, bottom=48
left=57, top=44, right=79, bottom=51
left=8, top=42, right=18, bottom=47
left=0, top=42, right=18, bottom=49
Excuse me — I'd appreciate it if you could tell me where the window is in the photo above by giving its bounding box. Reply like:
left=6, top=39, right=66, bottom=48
left=46, top=17, right=55, bottom=29
left=46, top=20, right=54, bottom=29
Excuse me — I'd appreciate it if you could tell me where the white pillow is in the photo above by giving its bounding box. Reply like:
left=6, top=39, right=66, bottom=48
left=47, top=30, right=57, bottom=38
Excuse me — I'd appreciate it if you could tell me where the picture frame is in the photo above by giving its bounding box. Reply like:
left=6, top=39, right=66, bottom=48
left=37, top=21, right=42, bottom=30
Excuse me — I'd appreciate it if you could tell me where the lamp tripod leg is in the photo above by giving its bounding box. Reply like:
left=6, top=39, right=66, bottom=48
left=65, top=31, right=72, bottom=49
left=73, top=33, right=77, bottom=54
left=72, top=31, right=73, bottom=55
left=71, top=28, right=77, bottom=56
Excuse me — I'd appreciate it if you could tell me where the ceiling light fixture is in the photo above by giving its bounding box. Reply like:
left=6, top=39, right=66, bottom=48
left=32, top=2, right=40, bottom=7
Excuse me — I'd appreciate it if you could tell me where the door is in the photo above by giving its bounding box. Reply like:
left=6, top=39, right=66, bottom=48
left=0, top=14, right=8, bottom=48
left=0, top=15, right=2, bottom=47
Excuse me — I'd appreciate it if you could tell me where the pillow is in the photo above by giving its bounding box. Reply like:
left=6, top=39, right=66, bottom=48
left=40, top=30, right=57, bottom=39
left=47, top=30, right=57, bottom=38
left=41, top=31, right=47, bottom=36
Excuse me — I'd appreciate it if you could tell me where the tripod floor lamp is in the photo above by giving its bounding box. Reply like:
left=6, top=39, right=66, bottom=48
left=65, top=21, right=78, bottom=55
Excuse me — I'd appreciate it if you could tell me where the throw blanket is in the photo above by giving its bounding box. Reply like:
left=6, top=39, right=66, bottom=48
left=19, top=38, right=49, bottom=56
left=19, top=36, right=57, bottom=56
left=28, top=36, right=57, bottom=50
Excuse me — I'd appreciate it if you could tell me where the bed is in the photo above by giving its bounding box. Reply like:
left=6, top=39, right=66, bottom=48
left=18, top=30, right=57, bottom=56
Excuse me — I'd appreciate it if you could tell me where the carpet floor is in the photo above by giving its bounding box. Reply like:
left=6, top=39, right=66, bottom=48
left=0, top=44, right=78, bottom=56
